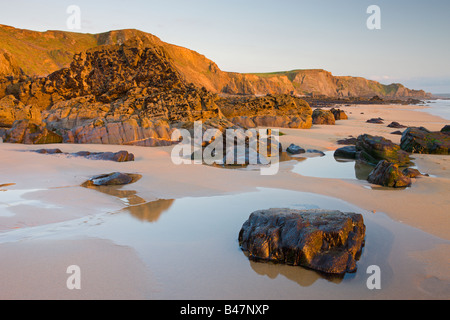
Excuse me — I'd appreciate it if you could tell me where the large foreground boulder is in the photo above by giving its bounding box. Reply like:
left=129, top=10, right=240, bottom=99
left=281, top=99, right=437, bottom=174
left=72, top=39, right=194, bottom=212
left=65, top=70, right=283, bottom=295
left=238, top=208, right=366, bottom=275
left=400, top=127, right=450, bottom=155
left=367, top=160, right=411, bottom=188
left=356, top=134, right=411, bottom=166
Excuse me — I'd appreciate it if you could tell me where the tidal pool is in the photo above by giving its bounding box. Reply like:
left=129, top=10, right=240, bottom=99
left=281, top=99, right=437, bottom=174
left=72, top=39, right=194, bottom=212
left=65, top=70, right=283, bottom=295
left=1, top=187, right=447, bottom=299
left=292, top=151, right=374, bottom=180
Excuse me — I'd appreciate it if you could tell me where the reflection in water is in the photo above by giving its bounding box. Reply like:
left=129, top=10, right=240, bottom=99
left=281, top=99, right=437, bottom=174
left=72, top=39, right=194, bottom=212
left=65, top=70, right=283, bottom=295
left=7, top=186, right=444, bottom=298
left=0, top=183, right=16, bottom=192
left=82, top=174, right=145, bottom=206
left=123, top=199, right=175, bottom=223
left=84, top=185, right=147, bottom=206
left=354, top=161, right=376, bottom=180
left=294, top=151, right=375, bottom=181
left=82, top=175, right=175, bottom=223
left=247, top=255, right=344, bottom=287
left=213, top=152, right=307, bottom=170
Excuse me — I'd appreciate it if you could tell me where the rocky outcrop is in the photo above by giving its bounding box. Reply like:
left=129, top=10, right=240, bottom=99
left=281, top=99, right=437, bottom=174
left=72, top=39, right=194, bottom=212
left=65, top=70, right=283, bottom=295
left=218, top=94, right=312, bottom=129
left=355, top=134, right=411, bottom=166
left=238, top=208, right=366, bottom=275
left=0, top=49, right=24, bottom=78
left=400, top=127, right=450, bottom=155
left=441, top=125, right=450, bottom=134
left=367, top=160, right=412, bottom=188
left=312, top=108, right=335, bottom=125
left=1, top=41, right=230, bottom=146
left=4, top=119, right=63, bottom=144
left=0, top=95, right=42, bottom=127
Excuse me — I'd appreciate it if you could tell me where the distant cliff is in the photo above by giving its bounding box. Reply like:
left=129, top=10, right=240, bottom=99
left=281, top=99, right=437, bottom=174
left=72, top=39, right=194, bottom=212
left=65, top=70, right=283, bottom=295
left=0, top=24, right=431, bottom=99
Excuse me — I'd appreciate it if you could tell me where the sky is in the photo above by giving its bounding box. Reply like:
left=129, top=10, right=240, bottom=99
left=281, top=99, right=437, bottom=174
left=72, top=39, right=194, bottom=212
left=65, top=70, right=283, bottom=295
left=1, top=0, right=449, bottom=93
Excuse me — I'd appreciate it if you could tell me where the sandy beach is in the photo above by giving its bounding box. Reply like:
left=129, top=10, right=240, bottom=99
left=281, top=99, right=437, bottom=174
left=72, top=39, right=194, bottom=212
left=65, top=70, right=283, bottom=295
left=0, top=103, right=449, bottom=300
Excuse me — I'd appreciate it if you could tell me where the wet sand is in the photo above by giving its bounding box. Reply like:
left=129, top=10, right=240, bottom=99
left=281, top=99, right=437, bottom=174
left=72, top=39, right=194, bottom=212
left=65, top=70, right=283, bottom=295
left=0, top=104, right=448, bottom=299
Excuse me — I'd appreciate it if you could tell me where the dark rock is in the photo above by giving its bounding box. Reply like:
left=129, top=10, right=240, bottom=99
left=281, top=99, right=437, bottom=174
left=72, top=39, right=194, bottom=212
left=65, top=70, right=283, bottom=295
left=312, top=109, right=335, bottom=125
left=390, top=130, right=403, bottom=135
left=306, top=149, right=326, bottom=156
left=82, top=172, right=140, bottom=187
left=370, top=95, right=383, bottom=102
left=356, top=134, right=411, bottom=166
left=83, top=150, right=135, bottom=162
left=35, top=148, right=63, bottom=154
left=400, top=127, right=450, bottom=155
left=387, top=121, right=407, bottom=128
left=238, top=208, right=366, bottom=275
left=73, top=151, right=92, bottom=157
left=334, top=146, right=357, bottom=159
left=33, top=149, right=135, bottom=162
left=367, top=160, right=411, bottom=188
left=366, top=118, right=384, bottom=124
left=441, top=125, right=450, bottom=134
left=286, top=143, right=306, bottom=155
left=337, top=137, right=357, bottom=145
left=402, top=168, right=422, bottom=178
left=0, top=127, right=7, bottom=140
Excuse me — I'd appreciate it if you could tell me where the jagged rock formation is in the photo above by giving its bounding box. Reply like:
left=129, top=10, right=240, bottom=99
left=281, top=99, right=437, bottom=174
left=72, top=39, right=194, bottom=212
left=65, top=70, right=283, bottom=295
left=217, top=94, right=312, bottom=129
left=4, top=119, right=63, bottom=144
left=1, top=41, right=228, bottom=146
left=1, top=37, right=316, bottom=146
left=0, top=24, right=432, bottom=99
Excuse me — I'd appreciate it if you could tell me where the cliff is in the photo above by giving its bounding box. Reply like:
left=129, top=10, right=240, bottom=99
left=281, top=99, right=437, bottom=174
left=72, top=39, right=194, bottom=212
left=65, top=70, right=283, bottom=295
left=0, top=24, right=431, bottom=99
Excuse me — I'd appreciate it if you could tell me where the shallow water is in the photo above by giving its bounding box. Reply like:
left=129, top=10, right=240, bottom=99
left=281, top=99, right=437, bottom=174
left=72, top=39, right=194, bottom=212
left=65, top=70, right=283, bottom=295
left=0, top=186, right=447, bottom=299
left=0, top=188, right=60, bottom=217
left=423, top=99, right=450, bottom=121
left=292, top=151, right=374, bottom=180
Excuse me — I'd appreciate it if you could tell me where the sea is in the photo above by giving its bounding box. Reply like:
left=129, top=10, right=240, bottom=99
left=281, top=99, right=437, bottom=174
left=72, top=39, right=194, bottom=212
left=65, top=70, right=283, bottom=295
left=422, top=98, right=450, bottom=121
